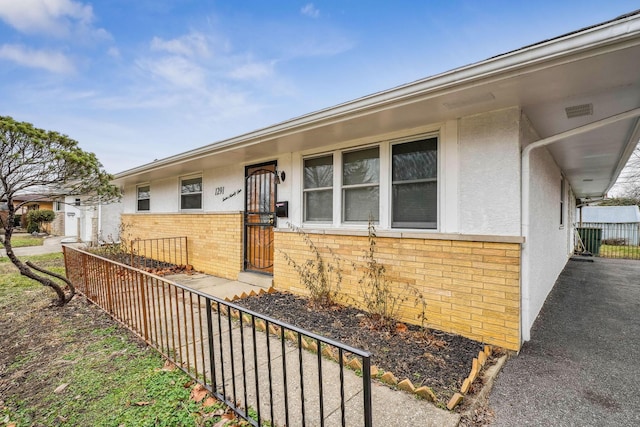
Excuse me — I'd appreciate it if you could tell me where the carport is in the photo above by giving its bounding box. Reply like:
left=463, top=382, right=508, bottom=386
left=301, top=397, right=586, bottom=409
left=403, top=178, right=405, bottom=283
left=490, top=257, right=640, bottom=426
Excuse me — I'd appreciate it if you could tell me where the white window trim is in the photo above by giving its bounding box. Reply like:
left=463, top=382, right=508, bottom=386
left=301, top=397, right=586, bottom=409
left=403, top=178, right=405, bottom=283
left=341, top=145, right=381, bottom=224
left=136, top=183, right=151, bottom=212
left=560, top=176, right=565, bottom=229
left=299, top=131, right=440, bottom=231
left=302, top=154, right=334, bottom=224
left=389, top=136, right=439, bottom=230
left=179, top=174, right=203, bottom=211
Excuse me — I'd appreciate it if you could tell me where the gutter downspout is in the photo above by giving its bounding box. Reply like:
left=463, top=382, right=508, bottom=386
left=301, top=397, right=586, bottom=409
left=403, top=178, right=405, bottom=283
left=521, top=107, right=640, bottom=342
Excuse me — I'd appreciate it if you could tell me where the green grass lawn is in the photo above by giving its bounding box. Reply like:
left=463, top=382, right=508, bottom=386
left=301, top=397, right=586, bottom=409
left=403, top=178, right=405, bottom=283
left=0, top=253, right=242, bottom=427
left=599, top=244, right=640, bottom=259
left=1, top=234, right=44, bottom=248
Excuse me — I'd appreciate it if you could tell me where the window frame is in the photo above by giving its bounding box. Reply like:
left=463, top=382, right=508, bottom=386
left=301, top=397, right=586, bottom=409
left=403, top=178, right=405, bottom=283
left=390, top=136, right=439, bottom=229
left=341, top=146, right=380, bottom=223
left=137, top=184, right=151, bottom=212
left=302, top=154, right=334, bottom=223
left=180, top=175, right=203, bottom=211
left=560, top=177, right=565, bottom=228
left=300, top=132, right=439, bottom=230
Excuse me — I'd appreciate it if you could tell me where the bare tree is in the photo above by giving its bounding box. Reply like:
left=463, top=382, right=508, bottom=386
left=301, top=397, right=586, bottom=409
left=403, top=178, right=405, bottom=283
left=1, top=116, right=119, bottom=305
left=607, top=145, right=640, bottom=202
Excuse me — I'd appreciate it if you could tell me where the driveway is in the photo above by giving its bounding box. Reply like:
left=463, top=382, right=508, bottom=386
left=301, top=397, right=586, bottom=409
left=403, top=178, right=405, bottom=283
left=489, top=257, right=640, bottom=426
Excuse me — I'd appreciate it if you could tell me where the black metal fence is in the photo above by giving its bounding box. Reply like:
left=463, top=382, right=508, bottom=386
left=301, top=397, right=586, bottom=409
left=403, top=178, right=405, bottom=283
left=63, top=246, right=373, bottom=427
left=576, top=222, right=640, bottom=260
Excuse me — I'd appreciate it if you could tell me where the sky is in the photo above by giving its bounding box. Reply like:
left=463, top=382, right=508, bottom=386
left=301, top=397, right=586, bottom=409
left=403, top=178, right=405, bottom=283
left=0, top=1, right=638, bottom=175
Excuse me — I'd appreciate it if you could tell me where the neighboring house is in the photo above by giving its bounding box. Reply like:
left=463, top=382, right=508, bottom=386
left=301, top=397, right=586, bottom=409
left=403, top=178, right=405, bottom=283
left=11, top=194, right=54, bottom=232
left=579, top=205, right=640, bottom=246
left=53, top=195, right=123, bottom=244
left=112, top=12, right=640, bottom=351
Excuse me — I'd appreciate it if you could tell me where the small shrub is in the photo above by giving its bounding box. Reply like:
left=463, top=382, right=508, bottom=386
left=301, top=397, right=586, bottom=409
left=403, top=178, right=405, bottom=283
left=602, top=238, right=626, bottom=246
left=279, top=223, right=342, bottom=307
left=88, top=222, right=132, bottom=264
left=26, top=209, right=55, bottom=233
left=353, top=219, right=427, bottom=329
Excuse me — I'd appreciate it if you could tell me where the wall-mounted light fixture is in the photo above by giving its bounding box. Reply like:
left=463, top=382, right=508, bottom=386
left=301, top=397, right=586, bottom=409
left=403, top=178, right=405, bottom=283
left=66, top=212, right=76, bottom=217
left=274, top=168, right=286, bottom=184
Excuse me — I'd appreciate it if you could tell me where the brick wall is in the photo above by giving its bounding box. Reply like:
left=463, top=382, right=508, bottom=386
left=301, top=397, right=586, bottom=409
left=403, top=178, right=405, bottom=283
left=121, top=213, right=243, bottom=280
left=51, top=212, right=65, bottom=236
left=274, top=230, right=521, bottom=350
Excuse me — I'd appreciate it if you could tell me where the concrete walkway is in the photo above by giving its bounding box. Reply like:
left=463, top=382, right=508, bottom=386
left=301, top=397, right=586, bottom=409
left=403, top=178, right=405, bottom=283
left=156, top=272, right=460, bottom=426
left=489, top=257, right=640, bottom=426
left=0, top=235, right=82, bottom=257
left=163, top=272, right=269, bottom=302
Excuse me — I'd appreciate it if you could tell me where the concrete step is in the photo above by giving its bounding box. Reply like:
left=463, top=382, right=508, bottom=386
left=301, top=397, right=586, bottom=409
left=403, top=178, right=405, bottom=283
left=237, top=271, right=273, bottom=289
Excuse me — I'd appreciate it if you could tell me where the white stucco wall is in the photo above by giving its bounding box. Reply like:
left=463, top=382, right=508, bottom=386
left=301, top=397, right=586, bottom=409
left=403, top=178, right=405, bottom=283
left=121, top=112, right=526, bottom=238
left=458, top=108, right=521, bottom=236
left=522, top=118, right=573, bottom=336
left=98, top=200, right=123, bottom=242
left=122, top=154, right=293, bottom=218
left=63, top=196, right=83, bottom=237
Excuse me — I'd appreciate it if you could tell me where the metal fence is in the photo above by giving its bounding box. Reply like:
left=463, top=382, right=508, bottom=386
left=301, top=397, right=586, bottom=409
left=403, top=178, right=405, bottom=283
left=130, top=236, right=188, bottom=269
left=576, top=222, right=640, bottom=260
left=63, top=246, right=373, bottom=427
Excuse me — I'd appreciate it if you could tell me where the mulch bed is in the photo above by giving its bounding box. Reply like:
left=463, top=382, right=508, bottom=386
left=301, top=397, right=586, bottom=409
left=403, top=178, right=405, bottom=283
left=236, top=291, right=484, bottom=405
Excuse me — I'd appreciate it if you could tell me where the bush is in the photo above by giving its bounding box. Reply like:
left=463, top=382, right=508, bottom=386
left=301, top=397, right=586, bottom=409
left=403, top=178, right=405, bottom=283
left=279, top=223, right=342, bottom=307
left=602, top=238, right=626, bottom=246
left=26, top=209, right=55, bottom=233
left=353, top=219, right=427, bottom=329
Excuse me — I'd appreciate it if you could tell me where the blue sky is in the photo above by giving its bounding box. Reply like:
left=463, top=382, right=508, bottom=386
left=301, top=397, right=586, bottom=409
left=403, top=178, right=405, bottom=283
left=0, top=1, right=637, bottom=173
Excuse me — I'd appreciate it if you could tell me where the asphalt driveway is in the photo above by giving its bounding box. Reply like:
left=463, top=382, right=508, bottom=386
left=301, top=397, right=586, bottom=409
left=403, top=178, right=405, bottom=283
left=489, top=257, right=640, bottom=426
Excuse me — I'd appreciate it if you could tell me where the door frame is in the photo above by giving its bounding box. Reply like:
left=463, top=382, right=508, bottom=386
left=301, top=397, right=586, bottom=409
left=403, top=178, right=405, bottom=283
left=243, top=160, right=277, bottom=274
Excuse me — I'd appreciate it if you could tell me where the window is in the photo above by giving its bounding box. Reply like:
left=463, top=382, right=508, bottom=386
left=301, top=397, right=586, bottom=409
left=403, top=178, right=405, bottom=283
left=74, top=198, right=81, bottom=206
left=303, top=155, right=333, bottom=222
left=181, top=177, right=202, bottom=210
left=54, top=200, right=63, bottom=211
left=302, top=134, right=439, bottom=228
left=137, top=185, right=150, bottom=211
left=560, top=178, right=565, bottom=227
left=392, top=138, right=438, bottom=228
left=343, top=147, right=380, bottom=222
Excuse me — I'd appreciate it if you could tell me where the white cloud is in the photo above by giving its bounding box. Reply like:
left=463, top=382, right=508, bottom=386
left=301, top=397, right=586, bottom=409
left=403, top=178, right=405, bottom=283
left=107, top=46, right=120, bottom=58
left=229, top=61, right=273, bottom=80
left=137, top=56, right=206, bottom=89
left=301, top=3, right=320, bottom=18
left=0, top=44, right=75, bottom=73
left=0, top=0, right=108, bottom=39
left=150, top=32, right=210, bottom=58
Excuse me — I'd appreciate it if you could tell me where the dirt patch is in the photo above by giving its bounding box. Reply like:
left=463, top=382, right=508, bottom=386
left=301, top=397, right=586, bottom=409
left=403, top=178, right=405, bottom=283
left=0, top=288, right=132, bottom=411
left=236, top=291, right=483, bottom=405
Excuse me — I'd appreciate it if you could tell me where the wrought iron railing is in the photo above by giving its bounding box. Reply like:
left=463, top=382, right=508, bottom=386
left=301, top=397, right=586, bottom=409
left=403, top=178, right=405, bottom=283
left=576, top=222, right=640, bottom=260
left=63, top=246, right=372, bottom=427
left=129, top=236, right=188, bottom=269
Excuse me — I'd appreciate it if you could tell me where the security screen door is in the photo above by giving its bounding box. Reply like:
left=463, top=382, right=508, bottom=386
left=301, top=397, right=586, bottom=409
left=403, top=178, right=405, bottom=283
left=244, top=162, right=276, bottom=274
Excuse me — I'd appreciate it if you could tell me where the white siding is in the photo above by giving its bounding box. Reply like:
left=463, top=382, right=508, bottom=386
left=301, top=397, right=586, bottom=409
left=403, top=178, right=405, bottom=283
left=458, top=108, right=521, bottom=236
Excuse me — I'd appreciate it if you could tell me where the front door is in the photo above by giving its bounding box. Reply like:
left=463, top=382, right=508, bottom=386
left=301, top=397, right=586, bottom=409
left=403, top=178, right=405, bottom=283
left=244, top=162, right=276, bottom=274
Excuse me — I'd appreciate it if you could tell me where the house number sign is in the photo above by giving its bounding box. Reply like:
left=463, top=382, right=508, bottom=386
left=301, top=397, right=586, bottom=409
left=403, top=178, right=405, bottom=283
left=215, top=186, right=224, bottom=195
